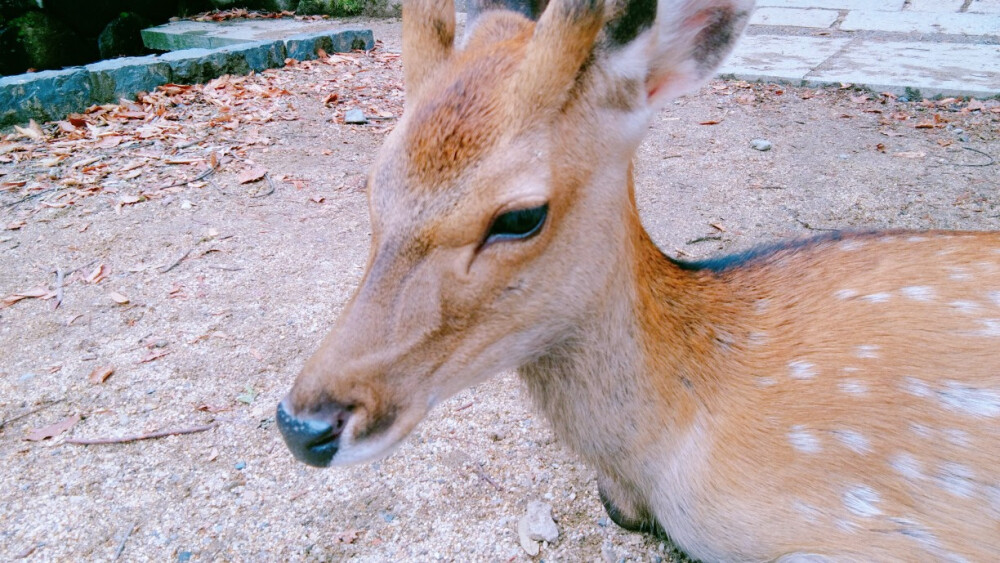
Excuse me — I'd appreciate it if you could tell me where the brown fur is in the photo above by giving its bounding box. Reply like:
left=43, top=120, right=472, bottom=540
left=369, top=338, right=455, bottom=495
left=283, top=0, right=1000, bottom=560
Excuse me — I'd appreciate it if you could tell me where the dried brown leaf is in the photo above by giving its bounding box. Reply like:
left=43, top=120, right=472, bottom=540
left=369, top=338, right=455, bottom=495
left=24, top=414, right=81, bottom=441
left=238, top=167, right=267, bottom=184
left=139, top=350, right=170, bottom=363
left=88, top=366, right=114, bottom=384
left=108, top=291, right=130, bottom=304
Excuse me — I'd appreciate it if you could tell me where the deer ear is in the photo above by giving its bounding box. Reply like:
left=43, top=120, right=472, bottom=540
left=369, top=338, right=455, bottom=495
left=403, top=0, right=457, bottom=102
left=604, top=0, right=753, bottom=107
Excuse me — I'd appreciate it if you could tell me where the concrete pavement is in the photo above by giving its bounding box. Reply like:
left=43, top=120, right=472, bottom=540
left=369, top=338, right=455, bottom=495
left=721, top=0, right=1000, bottom=98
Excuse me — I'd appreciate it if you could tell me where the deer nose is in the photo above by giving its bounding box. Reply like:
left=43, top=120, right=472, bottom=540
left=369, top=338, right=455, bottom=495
left=276, top=398, right=351, bottom=467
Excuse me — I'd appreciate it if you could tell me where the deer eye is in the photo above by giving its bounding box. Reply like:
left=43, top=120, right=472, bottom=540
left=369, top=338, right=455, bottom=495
left=484, top=204, right=548, bottom=246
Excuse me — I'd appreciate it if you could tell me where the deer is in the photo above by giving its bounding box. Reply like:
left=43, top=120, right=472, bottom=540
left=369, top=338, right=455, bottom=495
left=276, top=0, right=1000, bottom=559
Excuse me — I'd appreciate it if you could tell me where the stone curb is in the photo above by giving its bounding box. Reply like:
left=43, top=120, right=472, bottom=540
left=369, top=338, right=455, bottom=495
left=0, top=28, right=373, bottom=128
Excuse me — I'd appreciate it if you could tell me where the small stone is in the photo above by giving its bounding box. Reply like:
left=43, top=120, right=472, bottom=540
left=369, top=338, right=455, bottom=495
left=750, top=138, right=772, bottom=151
left=234, top=461, right=246, bottom=470
left=597, top=516, right=609, bottom=527
left=898, top=96, right=910, bottom=103
left=839, top=153, right=850, bottom=160
left=180, top=200, right=193, bottom=210
left=521, top=501, right=559, bottom=543
left=177, top=552, right=193, bottom=562
left=517, top=515, right=540, bottom=556
left=344, top=109, right=367, bottom=124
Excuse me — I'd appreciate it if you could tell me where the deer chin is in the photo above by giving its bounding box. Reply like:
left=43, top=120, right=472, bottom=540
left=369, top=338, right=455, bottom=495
left=330, top=402, right=429, bottom=466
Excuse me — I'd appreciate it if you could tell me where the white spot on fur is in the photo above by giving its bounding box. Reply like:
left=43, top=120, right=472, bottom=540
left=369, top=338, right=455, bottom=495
left=943, top=429, right=971, bottom=448
left=756, top=376, right=777, bottom=387
left=989, top=290, right=1000, bottom=308
left=832, top=429, right=871, bottom=454
left=841, top=366, right=860, bottom=373
left=947, top=267, right=972, bottom=282
left=854, top=345, right=880, bottom=359
left=986, top=485, right=1000, bottom=516
left=862, top=292, right=892, bottom=303
left=754, top=298, right=770, bottom=314
left=834, top=289, right=858, bottom=300
left=900, top=286, right=935, bottom=301
left=839, top=380, right=867, bottom=395
left=839, top=240, right=865, bottom=251
left=835, top=518, right=859, bottom=533
left=938, top=381, right=1000, bottom=417
left=936, top=462, right=976, bottom=498
left=843, top=485, right=881, bottom=517
left=907, top=236, right=929, bottom=243
left=748, top=331, right=768, bottom=346
left=910, top=423, right=933, bottom=439
left=903, top=376, right=932, bottom=398
left=789, top=425, right=821, bottom=453
left=793, top=501, right=823, bottom=522
left=789, top=360, right=816, bottom=379
left=890, top=453, right=924, bottom=480
left=949, top=300, right=981, bottom=314
left=977, top=318, right=1000, bottom=337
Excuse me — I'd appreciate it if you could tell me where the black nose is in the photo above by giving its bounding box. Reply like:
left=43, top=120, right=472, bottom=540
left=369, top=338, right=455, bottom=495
left=276, top=399, right=350, bottom=467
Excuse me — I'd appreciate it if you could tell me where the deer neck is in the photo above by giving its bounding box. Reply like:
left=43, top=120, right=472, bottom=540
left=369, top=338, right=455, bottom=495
left=518, top=164, right=740, bottom=479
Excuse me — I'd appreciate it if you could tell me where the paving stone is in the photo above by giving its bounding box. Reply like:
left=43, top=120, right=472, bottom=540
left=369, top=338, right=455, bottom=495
left=750, top=7, right=839, bottom=28
left=756, top=0, right=904, bottom=10
left=808, top=40, right=1000, bottom=98
left=142, top=19, right=358, bottom=51
left=841, top=10, right=1000, bottom=35
left=719, top=35, right=851, bottom=83
left=284, top=29, right=374, bottom=61
left=906, top=0, right=965, bottom=13
left=86, top=56, right=172, bottom=103
left=0, top=68, right=92, bottom=127
left=968, top=0, right=1000, bottom=14
left=214, top=41, right=287, bottom=74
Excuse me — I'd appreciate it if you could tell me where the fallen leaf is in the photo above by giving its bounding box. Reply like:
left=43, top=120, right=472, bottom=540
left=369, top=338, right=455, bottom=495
left=139, top=349, right=170, bottom=363
left=95, top=136, right=124, bottom=149
left=236, top=385, right=258, bottom=405
left=85, top=264, right=107, bottom=284
left=237, top=167, right=267, bottom=184
left=2, top=288, right=54, bottom=307
left=24, top=414, right=81, bottom=441
left=334, top=529, right=362, bottom=544
left=119, top=195, right=143, bottom=205
left=88, top=366, right=114, bottom=384
left=197, top=404, right=232, bottom=413
left=893, top=151, right=925, bottom=159
left=310, top=195, right=325, bottom=204
left=710, top=222, right=727, bottom=232
left=14, top=119, right=44, bottom=140
left=108, top=291, right=130, bottom=304
left=5, top=220, right=26, bottom=230
left=914, top=121, right=935, bottom=129
left=698, top=120, right=722, bottom=125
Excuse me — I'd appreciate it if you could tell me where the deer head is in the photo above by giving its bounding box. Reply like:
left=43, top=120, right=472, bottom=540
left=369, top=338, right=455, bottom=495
left=277, top=0, right=753, bottom=467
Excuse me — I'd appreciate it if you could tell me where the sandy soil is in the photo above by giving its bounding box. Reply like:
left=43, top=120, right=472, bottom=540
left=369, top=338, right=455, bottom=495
left=1, top=17, right=998, bottom=562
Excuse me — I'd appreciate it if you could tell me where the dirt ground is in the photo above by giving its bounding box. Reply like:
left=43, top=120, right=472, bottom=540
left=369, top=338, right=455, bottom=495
left=1, top=17, right=998, bottom=562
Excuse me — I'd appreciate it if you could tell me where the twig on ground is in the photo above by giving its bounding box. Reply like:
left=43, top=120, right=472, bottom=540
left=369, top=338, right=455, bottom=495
left=250, top=173, right=276, bottom=198
left=53, top=268, right=65, bottom=310
left=4, top=188, right=58, bottom=209
left=66, top=422, right=216, bottom=445
left=159, top=164, right=218, bottom=190
left=113, top=521, right=137, bottom=561
left=473, top=464, right=503, bottom=491
left=0, top=400, right=63, bottom=430
left=686, top=235, right=723, bottom=245
left=946, top=146, right=995, bottom=167
left=794, top=218, right=837, bottom=232
left=160, top=248, right=194, bottom=273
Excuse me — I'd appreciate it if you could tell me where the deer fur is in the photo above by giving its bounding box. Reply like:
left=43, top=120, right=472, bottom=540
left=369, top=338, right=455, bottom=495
left=280, top=0, right=1000, bottom=560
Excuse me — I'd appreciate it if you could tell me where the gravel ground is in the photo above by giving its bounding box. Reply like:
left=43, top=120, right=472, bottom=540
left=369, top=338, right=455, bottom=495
left=1, top=17, right=999, bottom=562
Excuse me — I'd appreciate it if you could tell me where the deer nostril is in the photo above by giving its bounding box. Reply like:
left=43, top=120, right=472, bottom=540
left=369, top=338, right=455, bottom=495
left=276, top=398, right=352, bottom=467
